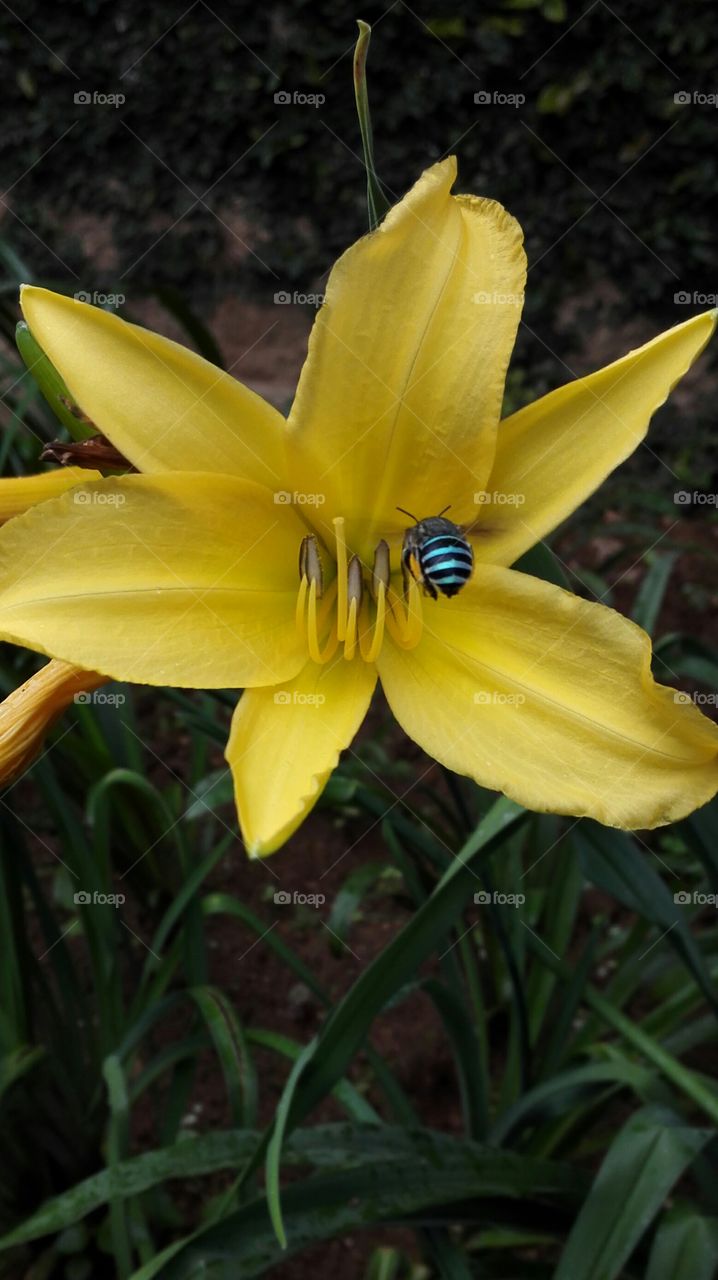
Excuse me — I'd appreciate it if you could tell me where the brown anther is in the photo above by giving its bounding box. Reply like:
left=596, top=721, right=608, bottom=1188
left=371, top=540, right=390, bottom=598
left=40, top=433, right=136, bottom=473
left=298, top=534, right=324, bottom=597
left=347, top=555, right=364, bottom=606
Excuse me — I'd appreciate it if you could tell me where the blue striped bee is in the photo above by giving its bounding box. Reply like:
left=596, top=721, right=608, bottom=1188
left=397, top=506, right=474, bottom=599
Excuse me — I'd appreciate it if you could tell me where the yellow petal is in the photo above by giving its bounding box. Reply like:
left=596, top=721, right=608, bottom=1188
left=378, top=568, right=718, bottom=829
left=0, top=473, right=306, bottom=689
left=226, top=654, right=376, bottom=856
left=20, top=286, right=287, bottom=490
left=287, top=157, right=526, bottom=560
left=0, top=468, right=102, bottom=523
left=478, top=310, right=717, bottom=567
left=0, top=660, right=106, bottom=783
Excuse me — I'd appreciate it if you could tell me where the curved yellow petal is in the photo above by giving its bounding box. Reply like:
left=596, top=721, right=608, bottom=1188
left=20, top=286, right=287, bottom=490
left=0, top=660, right=106, bottom=783
left=227, top=654, right=377, bottom=856
left=0, top=473, right=306, bottom=689
left=378, top=568, right=718, bottom=829
left=0, top=468, right=102, bottom=523
left=477, top=310, right=717, bottom=568
left=287, top=157, right=526, bottom=560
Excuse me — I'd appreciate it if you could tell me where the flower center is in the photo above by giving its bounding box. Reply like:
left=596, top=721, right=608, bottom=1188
left=295, top=516, right=423, bottom=664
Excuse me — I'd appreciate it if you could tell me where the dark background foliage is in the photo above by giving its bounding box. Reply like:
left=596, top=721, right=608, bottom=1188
left=2, top=2, right=715, bottom=304
left=0, top=0, right=716, bottom=479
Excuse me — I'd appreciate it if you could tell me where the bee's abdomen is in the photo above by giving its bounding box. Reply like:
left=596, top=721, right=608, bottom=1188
left=419, top=534, right=473, bottom=597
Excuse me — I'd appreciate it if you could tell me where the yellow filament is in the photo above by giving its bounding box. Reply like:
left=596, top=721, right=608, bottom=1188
left=386, top=578, right=423, bottom=649
left=344, top=597, right=359, bottom=661
left=359, top=581, right=386, bottom=663
left=297, top=525, right=421, bottom=664
left=306, top=579, right=339, bottom=664
left=333, top=516, right=348, bottom=641
left=295, top=574, right=309, bottom=636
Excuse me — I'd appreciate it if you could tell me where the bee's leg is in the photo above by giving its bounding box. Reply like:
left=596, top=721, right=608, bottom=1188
left=423, top=579, right=438, bottom=601
left=401, top=546, right=420, bottom=598
left=401, top=555, right=412, bottom=599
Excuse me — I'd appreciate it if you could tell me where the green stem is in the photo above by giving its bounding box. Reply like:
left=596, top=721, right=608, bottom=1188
left=353, top=21, right=390, bottom=231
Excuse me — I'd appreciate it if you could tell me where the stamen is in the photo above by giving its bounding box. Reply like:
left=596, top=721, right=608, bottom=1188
left=371, top=540, right=390, bottom=599
left=295, top=573, right=309, bottom=635
left=333, top=517, right=348, bottom=640
left=296, top=527, right=421, bottom=665
left=360, top=580, right=386, bottom=663
left=386, top=577, right=423, bottom=649
left=343, top=556, right=363, bottom=661
left=299, top=534, right=324, bottom=597
left=307, top=579, right=339, bottom=664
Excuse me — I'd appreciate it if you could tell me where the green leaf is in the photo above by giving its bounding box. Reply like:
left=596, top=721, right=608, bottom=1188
left=103, top=1054, right=133, bottom=1278
left=327, top=861, right=383, bottom=947
left=247, top=1029, right=380, bottom=1125
left=577, top=822, right=718, bottom=1016
left=134, top=1126, right=580, bottom=1280
left=522, top=931, right=718, bottom=1126
left=421, top=978, right=485, bottom=1140
left=284, top=797, right=525, bottom=1132
left=265, top=1038, right=317, bottom=1248
left=183, top=770, right=234, bottom=821
left=645, top=1204, right=718, bottom=1280
left=491, top=1059, right=655, bottom=1147
left=512, top=540, right=570, bottom=589
left=1, top=1126, right=579, bottom=1256
left=555, top=1107, right=713, bottom=1280
left=189, top=987, right=258, bottom=1129
left=632, top=550, right=678, bottom=636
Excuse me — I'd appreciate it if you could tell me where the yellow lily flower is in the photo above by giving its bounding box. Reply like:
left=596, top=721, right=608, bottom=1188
left=0, top=156, right=716, bottom=856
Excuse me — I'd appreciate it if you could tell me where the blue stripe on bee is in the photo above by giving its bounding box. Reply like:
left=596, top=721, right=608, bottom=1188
left=421, top=537, right=471, bottom=559
left=426, top=558, right=472, bottom=574
left=401, top=516, right=473, bottom=598
left=422, top=547, right=473, bottom=566
left=421, top=535, right=463, bottom=551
